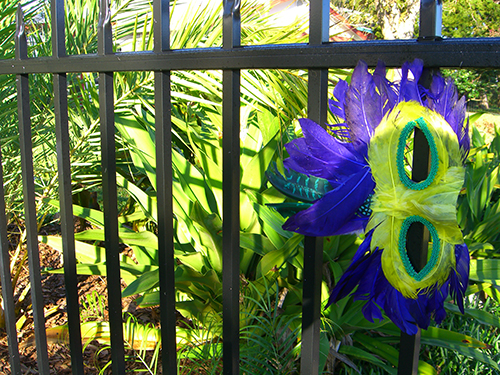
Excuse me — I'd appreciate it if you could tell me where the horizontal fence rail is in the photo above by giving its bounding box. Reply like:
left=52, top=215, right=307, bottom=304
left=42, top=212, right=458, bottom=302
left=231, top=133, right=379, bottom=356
left=0, top=0, right=499, bottom=374
left=0, top=37, right=499, bottom=75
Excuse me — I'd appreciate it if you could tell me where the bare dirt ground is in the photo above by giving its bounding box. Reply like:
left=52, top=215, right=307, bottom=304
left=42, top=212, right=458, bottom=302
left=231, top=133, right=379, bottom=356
left=0, top=222, right=164, bottom=374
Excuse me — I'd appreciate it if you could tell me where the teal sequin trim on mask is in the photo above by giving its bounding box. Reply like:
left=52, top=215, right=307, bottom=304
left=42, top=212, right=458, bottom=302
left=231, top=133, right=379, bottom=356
left=398, top=215, right=441, bottom=281
left=396, top=117, right=439, bottom=191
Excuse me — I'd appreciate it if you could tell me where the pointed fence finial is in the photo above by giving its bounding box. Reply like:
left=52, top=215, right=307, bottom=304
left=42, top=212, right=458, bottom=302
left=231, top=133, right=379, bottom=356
left=15, top=5, right=28, bottom=59
left=98, top=0, right=113, bottom=55
left=223, top=0, right=241, bottom=49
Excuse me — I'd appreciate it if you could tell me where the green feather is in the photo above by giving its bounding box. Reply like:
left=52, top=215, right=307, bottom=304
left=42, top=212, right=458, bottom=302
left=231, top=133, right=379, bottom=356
left=265, top=161, right=333, bottom=203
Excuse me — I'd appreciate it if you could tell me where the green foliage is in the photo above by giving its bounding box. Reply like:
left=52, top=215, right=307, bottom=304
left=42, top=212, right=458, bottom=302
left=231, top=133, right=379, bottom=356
left=332, top=0, right=500, bottom=107
left=442, top=0, right=500, bottom=38
left=425, top=295, right=500, bottom=374
left=4, top=0, right=499, bottom=372
left=457, top=125, right=500, bottom=255
left=441, top=0, right=500, bottom=108
left=239, top=282, right=302, bottom=374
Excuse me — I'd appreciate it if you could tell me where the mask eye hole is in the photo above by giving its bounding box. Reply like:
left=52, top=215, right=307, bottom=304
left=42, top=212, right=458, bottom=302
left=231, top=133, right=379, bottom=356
left=399, top=216, right=441, bottom=281
left=401, top=127, right=415, bottom=180
left=396, top=117, right=439, bottom=190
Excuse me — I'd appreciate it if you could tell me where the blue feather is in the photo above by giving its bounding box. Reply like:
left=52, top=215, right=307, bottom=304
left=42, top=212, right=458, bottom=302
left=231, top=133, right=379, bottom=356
left=353, top=246, right=382, bottom=300
left=384, top=287, right=419, bottom=335
left=449, top=244, right=470, bottom=314
left=426, top=282, right=449, bottom=324
left=399, top=59, right=424, bottom=104
left=326, top=232, right=375, bottom=306
left=345, top=61, right=383, bottom=144
left=283, top=167, right=375, bottom=237
left=407, top=293, right=431, bottom=329
left=329, top=79, right=348, bottom=120
left=284, top=118, right=367, bottom=181
left=362, top=299, right=384, bottom=322
left=372, top=60, right=398, bottom=118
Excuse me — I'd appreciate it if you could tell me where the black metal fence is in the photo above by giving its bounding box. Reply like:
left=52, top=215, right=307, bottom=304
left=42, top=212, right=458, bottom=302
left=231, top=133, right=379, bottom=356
left=0, top=0, right=498, bottom=374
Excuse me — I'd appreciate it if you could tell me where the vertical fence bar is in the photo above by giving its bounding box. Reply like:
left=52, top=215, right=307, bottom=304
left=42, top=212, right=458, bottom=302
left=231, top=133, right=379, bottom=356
left=419, top=0, right=442, bottom=40
left=51, top=1, right=85, bottom=373
left=153, top=0, right=177, bottom=373
left=301, top=1, right=329, bottom=374
left=398, top=2, right=442, bottom=374
left=222, top=1, right=241, bottom=374
left=0, top=149, right=21, bottom=375
left=14, top=6, right=51, bottom=375
left=98, top=0, right=125, bottom=372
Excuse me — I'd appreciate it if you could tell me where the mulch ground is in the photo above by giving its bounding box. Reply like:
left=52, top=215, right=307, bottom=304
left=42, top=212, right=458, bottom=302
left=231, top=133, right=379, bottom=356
left=0, top=221, right=167, bottom=374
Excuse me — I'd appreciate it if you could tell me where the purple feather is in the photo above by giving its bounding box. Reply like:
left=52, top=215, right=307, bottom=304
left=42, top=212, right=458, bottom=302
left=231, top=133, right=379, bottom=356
left=372, top=60, right=398, bottom=118
left=329, top=79, right=348, bottom=120
left=345, top=61, right=383, bottom=144
left=330, top=216, right=369, bottom=236
left=383, top=287, right=419, bottom=335
left=284, top=118, right=367, bottom=181
left=399, top=59, right=424, bottom=104
left=283, top=167, right=375, bottom=237
left=426, top=74, right=470, bottom=158
left=449, top=244, right=470, bottom=313
left=326, top=232, right=375, bottom=305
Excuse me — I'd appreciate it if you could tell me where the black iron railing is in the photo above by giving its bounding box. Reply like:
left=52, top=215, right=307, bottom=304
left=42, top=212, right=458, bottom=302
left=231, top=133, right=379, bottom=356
left=0, top=0, right=498, bottom=374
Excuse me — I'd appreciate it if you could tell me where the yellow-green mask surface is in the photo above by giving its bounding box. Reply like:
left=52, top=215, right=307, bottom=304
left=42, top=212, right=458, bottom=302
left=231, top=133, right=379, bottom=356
left=367, top=101, right=465, bottom=298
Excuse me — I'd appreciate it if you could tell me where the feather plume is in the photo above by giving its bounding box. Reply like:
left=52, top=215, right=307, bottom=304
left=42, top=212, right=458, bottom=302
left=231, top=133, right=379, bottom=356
left=283, top=167, right=375, bottom=237
left=265, top=161, right=335, bottom=203
left=345, top=61, right=383, bottom=144
left=329, top=79, right=348, bottom=121
left=327, top=231, right=375, bottom=305
left=426, top=74, right=470, bottom=159
left=449, top=244, right=470, bottom=313
left=284, top=119, right=366, bottom=181
left=399, top=60, right=424, bottom=104
left=372, top=60, right=398, bottom=118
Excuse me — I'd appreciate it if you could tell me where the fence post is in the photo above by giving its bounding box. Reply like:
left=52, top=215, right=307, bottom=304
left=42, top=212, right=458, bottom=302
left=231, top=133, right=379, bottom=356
left=222, top=1, right=241, bottom=374
left=15, top=6, right=51, bottom=375
left=398, top=1, right=442, bottom=373
left=98, top=0, right=126, bottom=372
left=51, top=0, right=85, bottom=373
left=153, top=0, right=177, bottom=374
left=301, top=1, right=329, bottom=374
left=0, top=136, right=22, bottom=375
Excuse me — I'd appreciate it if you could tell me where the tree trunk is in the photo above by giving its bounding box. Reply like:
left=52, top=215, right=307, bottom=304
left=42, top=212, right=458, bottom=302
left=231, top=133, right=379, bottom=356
left=375, top=0, right=420, bottom=39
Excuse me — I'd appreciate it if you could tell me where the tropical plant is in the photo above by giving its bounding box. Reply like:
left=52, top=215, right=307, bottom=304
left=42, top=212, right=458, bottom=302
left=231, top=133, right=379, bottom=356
left=31, top=0, right=330, bottom=371
left=10, top=0, right=498, bottom=373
